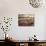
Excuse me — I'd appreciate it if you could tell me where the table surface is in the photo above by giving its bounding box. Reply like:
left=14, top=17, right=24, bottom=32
left=9, top=40, right=46, bottom=43
left=1, top=39, right=46, bottom=43
left=0, top=40, right=5, bottom=42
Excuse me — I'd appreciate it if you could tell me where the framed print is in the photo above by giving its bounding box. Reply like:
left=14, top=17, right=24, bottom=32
left=18, top=14, right=34, bottom=26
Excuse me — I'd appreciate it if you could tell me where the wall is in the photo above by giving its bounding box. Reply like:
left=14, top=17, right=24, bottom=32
left=0, top=0, right=46, bottom=40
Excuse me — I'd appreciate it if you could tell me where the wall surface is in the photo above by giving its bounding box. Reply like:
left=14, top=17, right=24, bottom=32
left=0, top=0, right=46, bottom=40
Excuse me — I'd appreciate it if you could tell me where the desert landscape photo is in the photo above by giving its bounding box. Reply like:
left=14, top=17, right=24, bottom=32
left=18, top=14, right=34, bottom=26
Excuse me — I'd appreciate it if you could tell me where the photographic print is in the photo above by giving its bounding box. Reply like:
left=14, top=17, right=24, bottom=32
left=18, top=14, right=34, bottom=26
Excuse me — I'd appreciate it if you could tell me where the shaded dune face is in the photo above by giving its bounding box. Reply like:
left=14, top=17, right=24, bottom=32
left=18, top=17, right=34, bottom=26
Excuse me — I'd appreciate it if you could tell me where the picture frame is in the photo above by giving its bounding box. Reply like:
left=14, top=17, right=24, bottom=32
left=18, top=14, right=35, bottom=26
